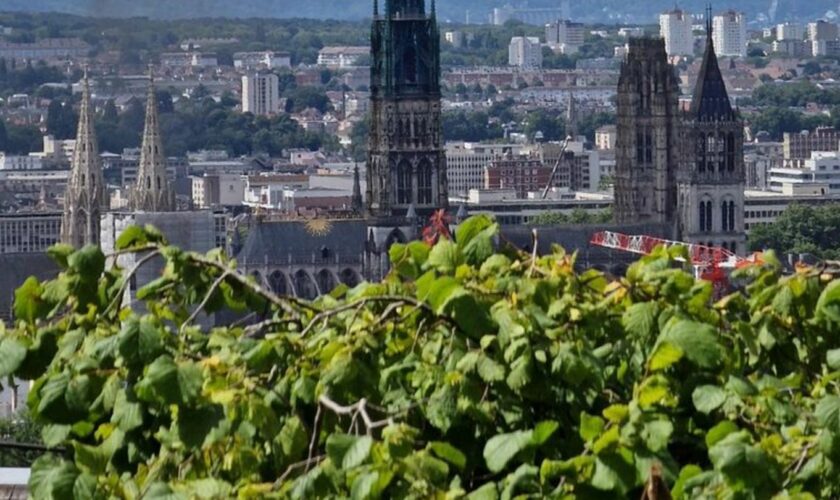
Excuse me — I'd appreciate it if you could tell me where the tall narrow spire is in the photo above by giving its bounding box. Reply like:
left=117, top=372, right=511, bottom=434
left=690, top=8, right=734, bottom=122
left=61, top=68, right=105, bottom=248
left=351, top=164, right=363, bottom=213
left=130, top=66, right=175, bottom=212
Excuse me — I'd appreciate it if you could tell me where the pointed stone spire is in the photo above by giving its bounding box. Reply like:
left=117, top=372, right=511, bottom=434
left=351, top=164, right=363, bottom=213
left=61, top=68, right=105, bottom=248
left=690, top=8, right=735, bottom=122
left=130, top=66, right=175, bottom=212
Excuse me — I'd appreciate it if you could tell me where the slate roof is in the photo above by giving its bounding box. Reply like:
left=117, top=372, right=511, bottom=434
left=690, top=29, right=736, bottom=122
left=236, top=219, right=369, bottom=265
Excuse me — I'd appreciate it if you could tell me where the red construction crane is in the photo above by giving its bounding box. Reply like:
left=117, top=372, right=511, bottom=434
left=423, top=209, right=452, bottom=246
left=590, top=231, right=762, bottom=294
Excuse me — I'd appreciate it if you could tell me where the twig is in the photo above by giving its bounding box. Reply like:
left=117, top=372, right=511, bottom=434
left=180, top=270, right=231, bottom=334
left=277, top=455, right=325, bottom=484
left=529, top=228, right=539, bottom=278
left=103, top=249, right=162, bottom=316
left=318, top=395, right=394, bottom=435
left=306, top=404, right=322, bottom=472
left=299, top=296, right=451, bottom=338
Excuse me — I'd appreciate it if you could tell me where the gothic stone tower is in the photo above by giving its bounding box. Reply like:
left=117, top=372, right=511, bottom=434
left=61, top=72, right=104, bottom=248
left=130, top=70, right=175, bottom=212
left=677, top=20, right=746, bottom=254
left=614, top=38, right=681, bottom=229
left=367, top=0, right=447, bottom=218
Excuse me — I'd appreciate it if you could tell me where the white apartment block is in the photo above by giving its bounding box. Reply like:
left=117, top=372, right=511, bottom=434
left=660, top=9, right=695, bottom=57
left=241, top=73, right=281, bottom=116
left=0, top=154, right=42, bottom=171
left=545, top=20, right=585, bottom=55
left=317, top=47, right=369, bottom=68
left=776, top=22, right=804, bottom=41
left=446, top=142, right=523, bottom=196
left=713, top=11, right=747, bottom=58
left=509, top=37, right=543, bottom=69
left=813, top=39, right=840, bottom=57
left=769, top=151, right=840, bottom=194
left=808, top=20, right=838, bottom=41
left=234, top=51, right=291, bottom=70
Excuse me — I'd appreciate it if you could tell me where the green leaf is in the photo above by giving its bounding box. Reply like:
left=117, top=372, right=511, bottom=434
left=351, top=472, right=380, bottom=500
left=47, top=243, right=75, bottom=269
left=326, top=434, right=371, bottom=469
left=648, top=342, right=683, bottom=371
left=29, top=455, right=79, bottom=500
left=580, top=412, right=605, bottom=442
left=531, top=421, right=559, bottom=446
left=455, top=214, right=494, bottom=250
left=419, top=276, right=468, bottom=314
left=816, top=280, right=840, bottom=323
left=692, top=385, right=727, bottom=414
left=477, top=354, right=505, bottom=382
left=708, top=431, right=781, bottom=494
left=640, top=419, right=673, bottom=452
left=483, top=430, right=532, bottom=473
left=112, top=391, right=143, bottom=432
left=14, top=276, right=48, bottom=323
left=705, top=420, right=739, bottom=448
left=659, top=319, right=723, bottom=369
left=456, top=216, right=498, bottom=266
left=828, top=349, right=840, bottom=371
left=73, top=428, right=125, bottom=475
left=116, top=225, right=150, bottom=251
left=426, top=239, right=462, bottom=274
left=816, top=396, right=840, bottom=433
left=466, top=483, right=498, bottom=500
left=177, top=361, right=204, bottom=405
left=0, top=337, right=27, bottom=377
left=429, top=441, right=467, bottom=470
left=622, top=302, right=658, bottom=338
left=68, top=245, right=105, bottom=282
left=602, top=405, right=629, bottom=424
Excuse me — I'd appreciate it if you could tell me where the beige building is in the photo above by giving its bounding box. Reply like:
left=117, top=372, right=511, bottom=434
left=713, top=11, right=747, bottom=58
left=242, top=73, right=281, bottom=116
left=660, top=9, right=695, bottom=57
left=445, top=142, right=523, bottom=196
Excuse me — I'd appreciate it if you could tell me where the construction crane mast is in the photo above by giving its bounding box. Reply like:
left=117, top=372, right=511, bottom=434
left=590, top=231, right=762, bottom=294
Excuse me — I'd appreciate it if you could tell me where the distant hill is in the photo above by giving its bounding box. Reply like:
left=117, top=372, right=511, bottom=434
left=2, top=0, right=838, bottom=24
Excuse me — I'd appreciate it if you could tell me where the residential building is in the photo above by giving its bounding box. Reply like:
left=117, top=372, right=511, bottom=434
left=618, top=27, right=645, bottom=38
left=0, top=155, right=42, bottom=171
left=713, top=10, right=747, bottom=58
left=241, top=73, right=281, bottom=116
left=660, top=9, right=695, bottom=57
left=595, top=125, right=617, bottom=150
left=445, top=142, right=523, bottom=196
left=783, top=127, right=840, bottom=168
left=772, top=39, right=810, bottom=57
left=533, top=141, right=601, bottom=192
left=0, top=38, right=89, bottom=63
left=812, top=39, right=840, bottom=57
left=0, top=212, right=62, bottom=254
left=769, top=151, right=840, bottom=194
left=808, top=20, right=838, bottom=41
left=545, top=20, right=585, bottom=55
left=509, top=37, right=543, bottom=69
left=776, top=22, right=804, bottom=41
left=484, top=154, right=552, bottom=198
left=233, top=51, right=291, bottom=70
left=191, top=173, right=246, bottom=209
left=317, top=46, right=369, bottom=68
left=444, top=31, right=473, bottom=48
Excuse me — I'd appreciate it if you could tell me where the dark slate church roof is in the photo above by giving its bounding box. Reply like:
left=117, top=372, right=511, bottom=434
left=236, top=219, right=369, bottom=266
left=690, top=27, right=736, bottom=122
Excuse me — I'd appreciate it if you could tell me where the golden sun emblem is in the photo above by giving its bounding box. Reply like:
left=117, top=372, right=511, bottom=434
left=305, top=219, right=333, bottom=237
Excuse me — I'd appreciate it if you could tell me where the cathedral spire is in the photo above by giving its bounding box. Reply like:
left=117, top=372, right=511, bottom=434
left=130, top=66, right=175, bottom=212
left=61, top=68, right=104, bottom=248
left=352, top=164, right=363, bottom=213
left=690, top=9, right=735, bottom=122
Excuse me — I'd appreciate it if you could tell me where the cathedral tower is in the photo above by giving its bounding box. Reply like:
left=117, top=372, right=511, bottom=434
left=677, top=15, right=746, bottom=253
left=367, top=0, right=447, bottom=218
left=61, top=71, right=104, bottom=248
left=614, top=38, right=681, bottom=228
left=129, top=69, right=175, bottom=212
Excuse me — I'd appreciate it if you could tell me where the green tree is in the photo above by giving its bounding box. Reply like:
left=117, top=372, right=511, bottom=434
left=6, top=219, right=840, bottom=497
left=748, top=203, right=840, bottom=260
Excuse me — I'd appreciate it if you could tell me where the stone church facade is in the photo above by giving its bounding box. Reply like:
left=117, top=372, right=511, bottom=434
left=615, top=24, right=746, bottom=254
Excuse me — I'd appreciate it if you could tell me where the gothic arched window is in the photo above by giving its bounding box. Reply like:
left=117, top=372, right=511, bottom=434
left=417, top=160, right=433, bottom=204
left=726, top=132, right=736, bottom=172
left=396, top=160, right=412, bottom=204
left=728, top=200, right=736, bottom=232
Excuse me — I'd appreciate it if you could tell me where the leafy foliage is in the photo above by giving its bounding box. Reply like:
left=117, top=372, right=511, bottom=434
left=5, top=216, right=840, bottom=498
left=748, top=203, right=840, bottom=260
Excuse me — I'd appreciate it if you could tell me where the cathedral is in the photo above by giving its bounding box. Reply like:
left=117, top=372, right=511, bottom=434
left=367, top=0, right=447, bottom=218
left=614, top=17, right=746, bottom=254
